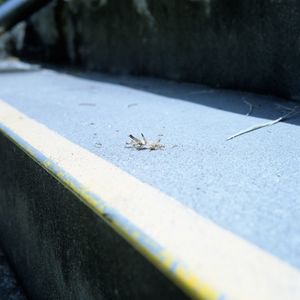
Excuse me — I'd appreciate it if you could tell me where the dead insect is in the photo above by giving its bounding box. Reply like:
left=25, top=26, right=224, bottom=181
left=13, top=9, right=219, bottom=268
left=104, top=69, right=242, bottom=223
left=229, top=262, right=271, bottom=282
left=126, top=133, right=165, bottom=151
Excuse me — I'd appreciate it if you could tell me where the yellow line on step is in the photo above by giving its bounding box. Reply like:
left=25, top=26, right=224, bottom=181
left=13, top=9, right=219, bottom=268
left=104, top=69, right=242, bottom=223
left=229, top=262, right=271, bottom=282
left=0, top=99, right=300, bottom=300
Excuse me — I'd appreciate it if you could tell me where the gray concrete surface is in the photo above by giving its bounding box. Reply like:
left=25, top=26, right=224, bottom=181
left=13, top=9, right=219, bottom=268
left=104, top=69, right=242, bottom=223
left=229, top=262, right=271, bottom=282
left=0, top=69, right=300, bottom=271
left=0, top=248, right=27, bottom=300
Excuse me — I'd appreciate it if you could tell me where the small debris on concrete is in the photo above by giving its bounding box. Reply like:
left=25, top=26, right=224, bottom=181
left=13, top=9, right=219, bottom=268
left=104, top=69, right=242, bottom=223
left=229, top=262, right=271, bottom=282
left=244, top=99, right=253, bottom=116
left=126, top=133, right=165, bottom=151
left=94, top=142, right=102, bottom=148
left=127, top=103, right=138, bottom=108
left=227, top=106, right=300, bottom=141
left=189, top=89, right=216, bottom=95
left=79, top=103, right=96, bottom=106
left=276, top=103, right=295, bottom=112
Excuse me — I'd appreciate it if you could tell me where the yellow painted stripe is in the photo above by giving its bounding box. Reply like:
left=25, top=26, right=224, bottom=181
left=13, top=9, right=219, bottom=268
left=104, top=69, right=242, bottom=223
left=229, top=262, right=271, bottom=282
left=0, top=99, right=300, bottom=300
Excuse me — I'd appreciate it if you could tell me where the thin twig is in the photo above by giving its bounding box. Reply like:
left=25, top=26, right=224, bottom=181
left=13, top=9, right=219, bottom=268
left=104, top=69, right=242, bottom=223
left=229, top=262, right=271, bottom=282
left=79, top=103, right=96, bottom=106
left=244, top=100, right=253, bottom=116
left=189, top=90, right=215, bottom=95
left=227, top=107, right=299, bottom=141
left=128, top=103, right=138, bottom=108
left=275, top=103, right=295, bottom=112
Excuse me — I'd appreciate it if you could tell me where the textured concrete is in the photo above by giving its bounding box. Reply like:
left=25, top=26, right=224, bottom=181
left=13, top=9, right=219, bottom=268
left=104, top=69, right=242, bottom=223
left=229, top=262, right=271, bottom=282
left=0, top=248, right=27, bottom=300
left=0, top=69, right=300, bottom=272
left=17, top=0, right=300, bottom=99
left=0, top=133, right=188, bottom=300
left=0, top=22, right=25, bottom=59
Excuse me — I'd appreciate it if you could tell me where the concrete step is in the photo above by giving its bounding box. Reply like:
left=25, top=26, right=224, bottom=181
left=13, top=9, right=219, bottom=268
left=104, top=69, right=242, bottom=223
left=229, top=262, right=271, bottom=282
left=17, top=0, right=300, bottom=99
left=0, top=68, right=300, bottom=300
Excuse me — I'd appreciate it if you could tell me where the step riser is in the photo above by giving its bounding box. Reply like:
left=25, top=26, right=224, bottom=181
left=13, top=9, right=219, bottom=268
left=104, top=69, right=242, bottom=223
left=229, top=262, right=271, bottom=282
left=0, top=134, right=187, bottom=300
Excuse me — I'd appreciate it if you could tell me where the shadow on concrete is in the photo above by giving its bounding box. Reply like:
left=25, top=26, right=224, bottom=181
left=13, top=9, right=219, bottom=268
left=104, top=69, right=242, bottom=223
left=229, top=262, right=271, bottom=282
left=67, top=69, right=300, bottom=127
left=0, top=247, right=27, bottom=300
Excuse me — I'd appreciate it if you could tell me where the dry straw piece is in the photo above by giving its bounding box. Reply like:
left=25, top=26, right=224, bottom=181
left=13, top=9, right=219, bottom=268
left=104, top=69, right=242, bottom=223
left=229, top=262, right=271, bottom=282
left=227, top=106, right=299, bottom=141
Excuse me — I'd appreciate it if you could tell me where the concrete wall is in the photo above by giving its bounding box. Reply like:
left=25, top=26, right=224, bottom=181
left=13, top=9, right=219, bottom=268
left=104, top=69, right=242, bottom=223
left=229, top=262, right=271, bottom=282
left=0, top=134, right=188, bottom=300
left=19, top=0, right=300, bottom=99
